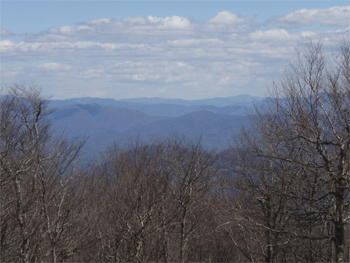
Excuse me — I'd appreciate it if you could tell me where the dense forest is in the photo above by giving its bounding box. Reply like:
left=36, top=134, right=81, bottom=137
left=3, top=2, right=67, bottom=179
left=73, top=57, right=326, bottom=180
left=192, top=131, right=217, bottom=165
left=1, top=41, right=349, bottom=262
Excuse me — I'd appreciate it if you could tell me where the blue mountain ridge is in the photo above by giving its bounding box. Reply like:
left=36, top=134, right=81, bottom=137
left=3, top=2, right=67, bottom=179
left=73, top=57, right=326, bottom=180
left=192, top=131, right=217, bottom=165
left=49, top=94, right=265, bottom=117
left=49, top=103, right=252, bottom=157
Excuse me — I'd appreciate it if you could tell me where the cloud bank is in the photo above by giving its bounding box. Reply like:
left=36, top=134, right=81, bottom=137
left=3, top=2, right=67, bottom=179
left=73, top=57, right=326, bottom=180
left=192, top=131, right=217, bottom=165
left=1, top=6, right=349, bottom=99
left=265, top=6, right=350, bottom=28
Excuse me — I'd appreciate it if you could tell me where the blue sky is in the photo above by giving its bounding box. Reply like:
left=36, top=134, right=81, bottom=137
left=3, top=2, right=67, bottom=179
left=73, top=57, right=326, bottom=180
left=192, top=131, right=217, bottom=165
left=1, top=1, right=349, bottom=100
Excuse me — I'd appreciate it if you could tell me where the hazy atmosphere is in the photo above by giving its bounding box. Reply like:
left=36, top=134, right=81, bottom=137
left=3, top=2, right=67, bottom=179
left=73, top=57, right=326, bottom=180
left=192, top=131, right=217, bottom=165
left=1, top=1, right=349, bottom=99
left=1, top=1, right=350, bottom=262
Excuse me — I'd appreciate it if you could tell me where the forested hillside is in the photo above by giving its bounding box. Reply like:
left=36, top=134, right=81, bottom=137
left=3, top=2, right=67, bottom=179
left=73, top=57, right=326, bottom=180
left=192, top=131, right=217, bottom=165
left=1, top=41, right=349, bottom=262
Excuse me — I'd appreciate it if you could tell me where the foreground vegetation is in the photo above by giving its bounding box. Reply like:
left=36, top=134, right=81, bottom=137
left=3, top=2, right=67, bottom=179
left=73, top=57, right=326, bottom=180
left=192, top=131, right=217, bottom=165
left=1, top=40, right=349, bottom=262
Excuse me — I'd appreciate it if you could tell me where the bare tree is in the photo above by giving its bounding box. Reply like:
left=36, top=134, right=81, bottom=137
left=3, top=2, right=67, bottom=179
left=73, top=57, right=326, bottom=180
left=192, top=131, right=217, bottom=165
left=220, top=146, right=333, bottom=262
left=0, top=83, right=84, bottom=262
left=82, top=137, right=220, bottom=262
left=84, top=141, right=172, bottom=262
left=224, top=39, right=349, bottom=262
left=161, top=138, right=218, bottom=262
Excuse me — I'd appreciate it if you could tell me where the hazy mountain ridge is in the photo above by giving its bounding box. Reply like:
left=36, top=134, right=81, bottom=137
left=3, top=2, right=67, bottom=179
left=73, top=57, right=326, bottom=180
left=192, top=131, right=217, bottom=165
left=48, top=95, right=262, bottom=156
left=49, top=94, right=264, bottom=117
left=117, top=94, right=264, bottom=106
left=50, top=103, right=250, bottom=156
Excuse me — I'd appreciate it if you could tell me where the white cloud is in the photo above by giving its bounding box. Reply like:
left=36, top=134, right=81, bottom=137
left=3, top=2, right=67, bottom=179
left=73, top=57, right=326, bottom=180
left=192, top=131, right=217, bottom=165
left=87, top=18, right=112, bottom=26
left=24, top=12, right=257, bottom=44
left=0, top=39, right=16, bottom=50
left=148, top=15, right=191, bottom=29
left=300, top=31, right=317, bottom=38
left=1, top=7, right=348, bottom=99
left=208, top=11, right=256, bottom=24
left=37, top=63, right=72, bottom=71
left=250, top=29, right=293, bottom=41
left=167, top=38, right=221, bottom=47
left=265, top=5, right=350, bottom=28
left=59, top=25, right=75, bottom=34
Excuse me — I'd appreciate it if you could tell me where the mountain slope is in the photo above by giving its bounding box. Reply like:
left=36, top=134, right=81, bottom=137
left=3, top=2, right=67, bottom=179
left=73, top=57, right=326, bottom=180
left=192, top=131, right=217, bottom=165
left=50, top=104, right=250, bottom=156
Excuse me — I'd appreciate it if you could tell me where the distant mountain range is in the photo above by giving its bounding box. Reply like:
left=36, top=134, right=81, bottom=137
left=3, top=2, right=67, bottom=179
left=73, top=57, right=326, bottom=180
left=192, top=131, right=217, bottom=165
left=49, top=95, right=264, bottom=117
left=48, top=95, right=262, bottom=157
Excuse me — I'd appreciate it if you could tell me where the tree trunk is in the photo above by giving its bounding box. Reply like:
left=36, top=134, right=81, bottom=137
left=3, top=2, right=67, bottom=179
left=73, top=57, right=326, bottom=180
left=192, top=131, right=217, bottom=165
left=334, top=181, right=346, bottom=263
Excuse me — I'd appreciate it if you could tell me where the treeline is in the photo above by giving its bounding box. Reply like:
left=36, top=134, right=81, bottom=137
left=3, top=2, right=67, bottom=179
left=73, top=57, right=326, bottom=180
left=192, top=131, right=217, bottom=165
left=1, top=41, right=349, bottom=262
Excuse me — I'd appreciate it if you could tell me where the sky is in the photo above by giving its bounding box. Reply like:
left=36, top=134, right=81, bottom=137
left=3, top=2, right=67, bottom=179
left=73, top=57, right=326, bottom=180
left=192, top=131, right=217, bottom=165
left=1, top=1, right=349, bottom=100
